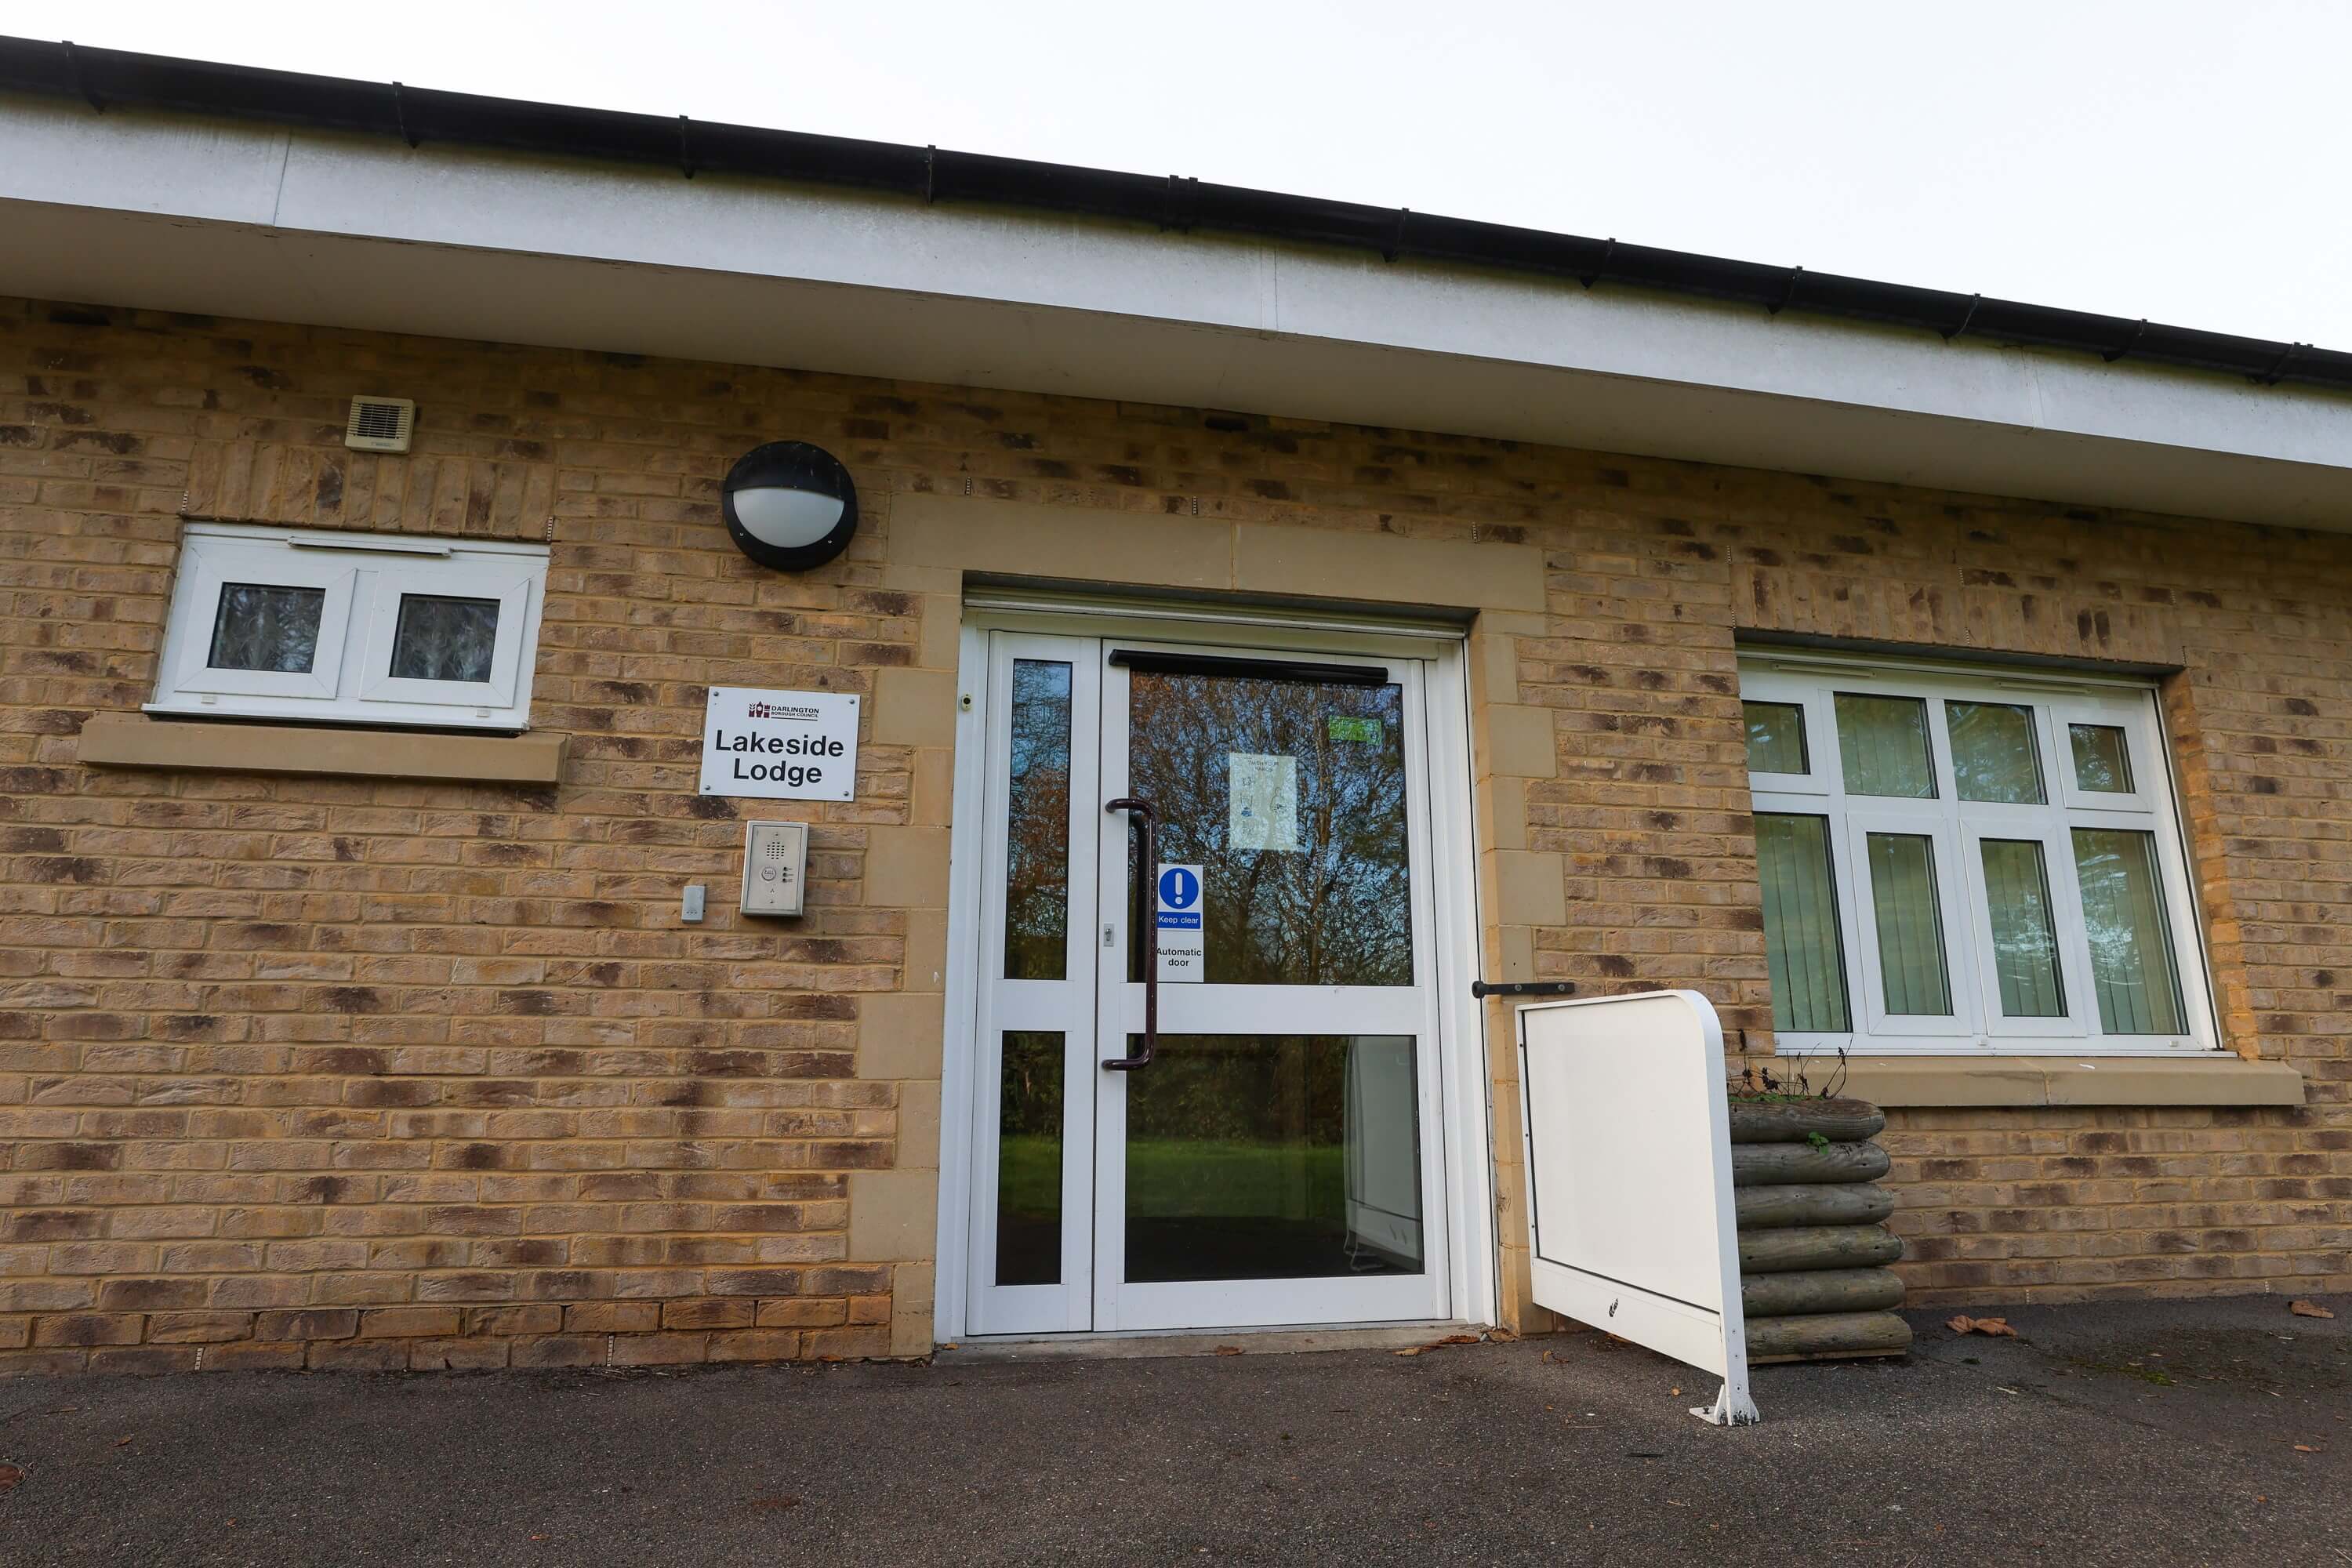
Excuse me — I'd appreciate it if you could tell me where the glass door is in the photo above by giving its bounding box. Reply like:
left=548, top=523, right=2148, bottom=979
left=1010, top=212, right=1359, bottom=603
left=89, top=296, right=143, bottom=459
left=1092, top=643, right=1450, bottom=1333
left=964, top=632, right=1451, bottom=1337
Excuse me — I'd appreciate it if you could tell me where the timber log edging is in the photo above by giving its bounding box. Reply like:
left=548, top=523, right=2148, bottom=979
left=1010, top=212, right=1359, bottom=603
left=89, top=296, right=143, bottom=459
left=1728, top=1095, right=1911, bottom=1363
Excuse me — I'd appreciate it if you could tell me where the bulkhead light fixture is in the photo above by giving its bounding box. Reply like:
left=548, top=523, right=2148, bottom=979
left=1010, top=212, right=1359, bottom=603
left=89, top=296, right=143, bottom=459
left=721, top=441, right=859, bottom=572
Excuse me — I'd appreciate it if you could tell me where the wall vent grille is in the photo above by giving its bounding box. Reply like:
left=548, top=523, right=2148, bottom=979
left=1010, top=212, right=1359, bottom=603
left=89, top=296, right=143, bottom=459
left=345, top=396, right=416, bottom=453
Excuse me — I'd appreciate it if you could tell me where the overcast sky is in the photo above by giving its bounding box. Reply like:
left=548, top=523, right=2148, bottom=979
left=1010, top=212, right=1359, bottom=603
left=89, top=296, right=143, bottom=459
left=25, top=0, right=2352, bottom=347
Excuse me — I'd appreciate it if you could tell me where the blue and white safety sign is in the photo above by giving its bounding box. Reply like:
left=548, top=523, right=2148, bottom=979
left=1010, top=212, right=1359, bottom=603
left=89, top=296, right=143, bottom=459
left=1155, top=862, right=1206, bottom=983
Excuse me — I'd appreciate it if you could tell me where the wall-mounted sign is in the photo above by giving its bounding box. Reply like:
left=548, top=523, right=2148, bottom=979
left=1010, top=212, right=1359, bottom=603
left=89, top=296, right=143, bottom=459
left=1156, top=862, right=1205, bottom=983
left=699, top=687, right=859, bottom=800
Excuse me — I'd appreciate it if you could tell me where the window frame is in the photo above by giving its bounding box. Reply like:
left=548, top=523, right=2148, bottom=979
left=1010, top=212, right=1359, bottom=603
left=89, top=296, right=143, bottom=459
left=1740, top=656, right=2217, bottom=1056
left=151, top=524, right=551, bottom=732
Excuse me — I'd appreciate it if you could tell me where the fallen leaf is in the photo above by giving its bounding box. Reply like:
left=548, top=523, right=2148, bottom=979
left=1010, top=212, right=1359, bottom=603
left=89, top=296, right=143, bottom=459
left=528, top=1534, right=549, bottom=1542
left=2292, top=1445, right=2321, bottom=1454
left=1395, top=1334, right=1479, bottom=1357
left=0, top=1464, right=22, bottom=1494
left=2288, top=1300, right=2335, bottom=1319
left=113, top=1436, right=134, bottom=1447
left=1947, top=1316, right=2017, bottom=1337
left=1213, top=1345, right=1243, bottom=1356
left=1670, top=1388, right=1682, bottom=1396
left=1487, top=1329, right=1519, bottom=1343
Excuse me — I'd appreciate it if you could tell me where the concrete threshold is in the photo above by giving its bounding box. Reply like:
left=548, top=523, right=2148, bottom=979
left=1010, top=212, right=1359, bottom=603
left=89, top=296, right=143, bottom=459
left=938, top=1321, right=1492, bottom=1363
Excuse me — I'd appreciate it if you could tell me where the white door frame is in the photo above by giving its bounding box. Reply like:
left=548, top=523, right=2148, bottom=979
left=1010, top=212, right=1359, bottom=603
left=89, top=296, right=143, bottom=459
left=932, top=598, right=1497, bottom=1341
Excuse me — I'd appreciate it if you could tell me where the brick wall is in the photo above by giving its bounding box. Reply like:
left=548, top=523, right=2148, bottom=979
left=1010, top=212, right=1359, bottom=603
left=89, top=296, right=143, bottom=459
left=1, top=296, right=2347, bottom=1374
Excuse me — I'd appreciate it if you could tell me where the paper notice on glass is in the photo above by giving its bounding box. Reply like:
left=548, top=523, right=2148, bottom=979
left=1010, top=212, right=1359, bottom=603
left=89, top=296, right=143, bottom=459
left=1228, top=753, right=1300, bottom=852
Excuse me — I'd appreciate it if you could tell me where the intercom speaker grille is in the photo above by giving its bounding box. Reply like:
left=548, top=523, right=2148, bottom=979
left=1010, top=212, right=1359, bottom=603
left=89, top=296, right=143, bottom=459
left=344, top=395, right=416, bottom=453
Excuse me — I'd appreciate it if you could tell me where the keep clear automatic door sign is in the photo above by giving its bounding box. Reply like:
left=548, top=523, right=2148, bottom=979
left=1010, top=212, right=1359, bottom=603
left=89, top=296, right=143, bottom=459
left=1156, top=863, right=1205, bottom=982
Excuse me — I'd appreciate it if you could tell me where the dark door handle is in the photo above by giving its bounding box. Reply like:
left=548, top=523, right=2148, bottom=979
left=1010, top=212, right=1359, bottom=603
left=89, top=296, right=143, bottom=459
left=1102, top=797, right=1156, bottom=1070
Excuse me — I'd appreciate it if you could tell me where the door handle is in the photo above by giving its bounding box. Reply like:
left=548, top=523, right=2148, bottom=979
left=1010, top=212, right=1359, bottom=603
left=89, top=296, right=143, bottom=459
left=1102, top=796, right=1156, bottom=1071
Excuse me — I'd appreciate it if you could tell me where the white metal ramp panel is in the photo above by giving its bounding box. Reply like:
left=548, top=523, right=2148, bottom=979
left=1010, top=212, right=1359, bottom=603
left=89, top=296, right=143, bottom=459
left=1516, top=989, right=1758, bottom=1425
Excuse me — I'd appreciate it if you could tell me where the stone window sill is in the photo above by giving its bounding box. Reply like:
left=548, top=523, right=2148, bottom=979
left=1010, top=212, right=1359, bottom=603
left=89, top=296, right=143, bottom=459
left=77, top=712, right=567, bottom=786
left=1828, top=1053, right=2303, bottom=1109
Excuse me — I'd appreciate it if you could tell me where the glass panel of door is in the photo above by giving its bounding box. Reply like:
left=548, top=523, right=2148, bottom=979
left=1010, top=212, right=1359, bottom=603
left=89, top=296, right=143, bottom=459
left=967, top=633, right=1450, bottom=1336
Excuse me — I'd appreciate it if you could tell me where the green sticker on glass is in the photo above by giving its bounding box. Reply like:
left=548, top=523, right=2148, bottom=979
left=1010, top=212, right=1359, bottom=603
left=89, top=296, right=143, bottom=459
left=1328, top=716, right=1382, bottom=744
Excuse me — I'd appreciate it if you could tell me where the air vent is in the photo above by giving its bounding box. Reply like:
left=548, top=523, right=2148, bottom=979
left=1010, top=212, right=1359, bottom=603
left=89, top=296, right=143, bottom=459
left=345, top=395, right=416, bottom=453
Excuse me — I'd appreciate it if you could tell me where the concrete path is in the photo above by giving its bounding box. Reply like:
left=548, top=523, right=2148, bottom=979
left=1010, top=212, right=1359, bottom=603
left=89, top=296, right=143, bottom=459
left=1, top=1294, right=2344, bottom=1566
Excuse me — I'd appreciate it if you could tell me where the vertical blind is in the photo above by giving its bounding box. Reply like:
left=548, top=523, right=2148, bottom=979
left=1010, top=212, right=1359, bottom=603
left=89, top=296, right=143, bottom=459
left=1865, top=833, right=1951, bottom=1015
left=1947, top=702, right=2044, bottom=804
left=2074, top=829, right=2186, bottom=1033
left=1979, top=839, right=2066, bottom=1017
left=1835, top=694, right=1936, bottom=797
left=1755, top=814, right=1849, bottom=1033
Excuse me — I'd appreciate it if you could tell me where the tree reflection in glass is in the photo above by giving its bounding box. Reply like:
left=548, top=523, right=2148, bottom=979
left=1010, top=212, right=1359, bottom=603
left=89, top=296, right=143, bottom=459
left=208, top=583, right=325, bottom=673
left=388, top=594, right=499, bottom=682
left=1127, top=670, right=1411, bottom=986
left=1123, top=1033, right=1423, bottom=1282
left=1003, top=661, right=1073, bottom=980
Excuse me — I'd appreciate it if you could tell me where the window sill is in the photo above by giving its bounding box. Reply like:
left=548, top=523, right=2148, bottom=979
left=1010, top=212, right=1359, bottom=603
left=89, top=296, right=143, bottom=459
left=77, top=712, right=567, bottom=786
left=1829, top=1053, right=2303, bottom=1109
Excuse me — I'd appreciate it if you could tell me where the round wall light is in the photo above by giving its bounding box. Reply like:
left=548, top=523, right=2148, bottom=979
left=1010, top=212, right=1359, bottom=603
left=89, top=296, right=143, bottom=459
left=721, top=441, right=859, bottom=572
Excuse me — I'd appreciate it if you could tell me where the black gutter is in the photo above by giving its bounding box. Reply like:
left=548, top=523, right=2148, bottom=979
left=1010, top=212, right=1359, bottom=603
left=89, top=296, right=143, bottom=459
left=5, top=34, right=2347, bottom=397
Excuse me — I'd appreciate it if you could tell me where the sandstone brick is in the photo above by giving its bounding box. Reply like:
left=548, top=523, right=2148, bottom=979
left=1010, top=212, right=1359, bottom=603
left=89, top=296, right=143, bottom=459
left=706, top=1329, right=804, bottom=1363
left=306, top=1339, right=411, bottom=1372
left=252, top=1308, right=359, bottom=1341
left=463, top=1305, right=561, bottom=1338
left=201, top=1341, right=306, bottom=1372
left=32, top=1312, right=143, bottom=1348
left=408, top=1338, right=511, bottom=1371
left=90, top=1345, right=203, bottom=1375
left=144, top=1311, right=254, bottom=1345
left=662, top=1298, right=753, bottom=1330
left=565, top=1302, right=659, bottom=1334
left=359, top=1307, right=463, bottom=1339
left=97, top=1278, right=209, bottom=1312
left=510, top=1334, right=605, bottom=1369
left=755, top=1298, right=847, bottom=1328
left=607, top=1332, right=706, bottom=1367
left=806, top=1326, right=891, bottom=1360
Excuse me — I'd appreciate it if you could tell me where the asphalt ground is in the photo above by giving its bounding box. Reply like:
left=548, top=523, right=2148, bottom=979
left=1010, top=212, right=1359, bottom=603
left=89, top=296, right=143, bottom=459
left=1, top=1293, right=2344, bottom=1566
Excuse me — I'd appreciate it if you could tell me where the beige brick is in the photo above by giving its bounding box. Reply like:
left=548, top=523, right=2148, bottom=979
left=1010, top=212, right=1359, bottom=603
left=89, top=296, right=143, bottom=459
left=895, top=1082, right=942, bottom=1171
left=873, top=667, right=958, bottom=748
left=857, top=992, right=946, bottom=1080
left=1481, top=706, right=1559, bottom=779
left=565, top=1301, right=660, bottom=1334
left=708, top=1329, right=804, bottom=1363
left=608, top=1332, right=706, bottom=1367
left=893, top=496, right=1229, bottom=593
left=864, top=826, right=950, bottom=909
left=848, top=1171, right=939, bottom=1263
left=408, top=1338, right=510, bottom=1371
left=359, top=1307, right=462, bottom=1339
left=1494, top=852, right=1569, bottom=927
left=890, top=1261, right=935, bottom=1358
left=1233, top=523, right=1546, bottom=612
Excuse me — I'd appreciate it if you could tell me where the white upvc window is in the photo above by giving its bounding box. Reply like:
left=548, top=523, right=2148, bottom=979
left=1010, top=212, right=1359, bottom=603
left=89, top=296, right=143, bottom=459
left=1739, top=655, right=2215, bottom=1055
left=151, top=524, right=550, bottom=731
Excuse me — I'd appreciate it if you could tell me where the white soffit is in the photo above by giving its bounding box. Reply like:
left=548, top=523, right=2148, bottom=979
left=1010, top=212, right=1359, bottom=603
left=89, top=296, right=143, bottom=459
left=4, top=97, right=2351, bottom=532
